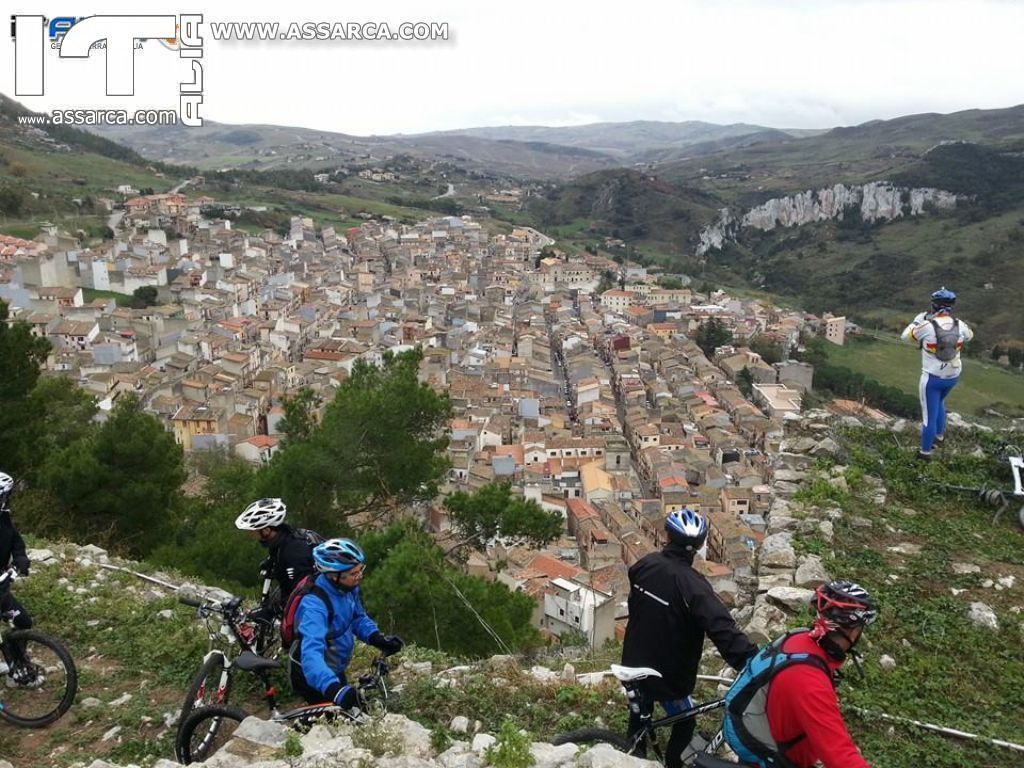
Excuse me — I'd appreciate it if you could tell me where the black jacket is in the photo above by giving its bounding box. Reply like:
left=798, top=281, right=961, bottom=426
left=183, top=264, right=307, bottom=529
left=264, top=524, right=315, bottom=601
left=0, top=512, right=29, bottom=574
left=622, top=542, right=757, bottom=699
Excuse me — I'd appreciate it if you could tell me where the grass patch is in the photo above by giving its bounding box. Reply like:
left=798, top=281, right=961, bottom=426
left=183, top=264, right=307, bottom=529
left=823, top=334, right=1024, bottom=417
left=798, top=425, right=1024, bottom=768
left=82, top=287, right=135, bottom=307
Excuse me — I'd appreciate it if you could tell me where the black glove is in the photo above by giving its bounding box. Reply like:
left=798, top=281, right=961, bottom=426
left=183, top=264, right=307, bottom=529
left=368, top=632, right=404, bottom=655
left=331, top=684, right=359, bottom=709
left=13, top=557, right=30, bottom=577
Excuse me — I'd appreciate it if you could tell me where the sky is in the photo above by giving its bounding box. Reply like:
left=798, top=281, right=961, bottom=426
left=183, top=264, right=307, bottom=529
left=2, top=0, right=1023, bottom=135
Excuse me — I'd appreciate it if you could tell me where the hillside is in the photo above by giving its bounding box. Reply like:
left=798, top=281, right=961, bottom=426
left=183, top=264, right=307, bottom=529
left=524, top=168, right=722, bottom=247
left=86, top=120, right=621, bottom=180
left=422, top=120, right=811, bottom=158
left=527, top=108, right=1024, bottom=346
left=5, top=415, right=1023, bottom=768
left=0, top=95, right=186, bottom=238
left=89, top=118, right=827, bottom=180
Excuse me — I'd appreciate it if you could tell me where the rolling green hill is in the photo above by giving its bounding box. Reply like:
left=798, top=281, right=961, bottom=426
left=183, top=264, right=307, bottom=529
left=0, top=94, right=185, bottom=237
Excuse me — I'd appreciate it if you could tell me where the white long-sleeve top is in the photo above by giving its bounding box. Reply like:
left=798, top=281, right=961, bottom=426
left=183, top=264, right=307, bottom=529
left=901, top=312, right=973, bottom=378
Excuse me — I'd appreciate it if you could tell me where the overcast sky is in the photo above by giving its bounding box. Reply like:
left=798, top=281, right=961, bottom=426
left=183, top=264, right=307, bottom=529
left=3, top=0, right=1023, bottom=135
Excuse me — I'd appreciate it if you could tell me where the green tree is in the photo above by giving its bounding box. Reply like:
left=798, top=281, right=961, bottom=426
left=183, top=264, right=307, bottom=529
left=657, top=276, right=683, bottom=290
left=152, top=451, right=263, bottom=589
left=0, top=301, right=51, bottom=404
left=443, top=482, right=562, bottom=556
left=1008, top=346, right=1024, bottom=368
left=12, top=377, right=97, bottom=485
left=360, top=525, right=540, bottom=657
left=276, top=387, right=321, bottom=444
left=695, top=317, right=733, bottom=356
left=749, top=334, right=786, bottom=364
left=259, top=349, right=451, bottom=532
left=0, top=186, right=26, bottom=216
left=737, top=366, right=755, bottom=398
left=43, top=394, right=186, bottom=556
left=131, top=285, right=159, bottom=307
left=0, top=301, right=52, bottom=475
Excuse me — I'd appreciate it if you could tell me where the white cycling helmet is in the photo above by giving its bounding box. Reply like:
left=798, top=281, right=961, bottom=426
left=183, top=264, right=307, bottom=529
left=235, top=498, right=287, bottom=530
left=0, top=471, right=14, bottom=510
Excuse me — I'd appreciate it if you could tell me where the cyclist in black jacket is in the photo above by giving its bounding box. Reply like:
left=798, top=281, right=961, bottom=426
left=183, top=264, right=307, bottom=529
left=622, top=508, right=757, bottom=768
left=235, top=498, right=316, bottom=620
left=0, top=472, right=34, bottom=677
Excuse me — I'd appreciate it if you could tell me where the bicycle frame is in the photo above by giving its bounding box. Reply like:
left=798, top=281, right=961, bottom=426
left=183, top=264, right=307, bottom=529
left=627, top=698, right=727, bottom=763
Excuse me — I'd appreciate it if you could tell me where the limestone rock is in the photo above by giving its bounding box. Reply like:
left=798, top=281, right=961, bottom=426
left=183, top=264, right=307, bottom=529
left=794, top=556, right=829, bottom=588
left=232, top=714, right=289, bottom=747
left=967, top=602, right=999, bottom=631
left=471, top=733, right=496, bottom=753
left=952, top=563, right=981, bottom=575
left=759, top=533, right=796, bottom=569
left=26, top=548, right=57, bottom=563
left=766, top=587, right=815, bottom=613
left=383, top=713, right=434, bottom=757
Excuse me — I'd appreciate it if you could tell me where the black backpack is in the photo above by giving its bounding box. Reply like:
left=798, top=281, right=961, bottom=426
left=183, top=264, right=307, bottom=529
left=293, top=527, right=325, bottom=548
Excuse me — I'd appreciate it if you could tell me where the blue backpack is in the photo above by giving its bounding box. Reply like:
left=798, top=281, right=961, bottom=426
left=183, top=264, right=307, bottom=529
left=723, top=630, right=832, bottom=768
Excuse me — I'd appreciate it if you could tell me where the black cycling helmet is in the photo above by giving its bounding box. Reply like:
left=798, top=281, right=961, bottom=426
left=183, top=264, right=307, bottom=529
left=812, top=580, right=878, bottom=629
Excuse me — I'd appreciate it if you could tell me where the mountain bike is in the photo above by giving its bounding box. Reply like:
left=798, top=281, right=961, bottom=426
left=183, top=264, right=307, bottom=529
left=0, top=568, right=79, bottom=728
left=176, top=574, right=279, bottom=732
left=174, top=650, right=396, bottom=764
left=552, top=664, right=729, bottom=767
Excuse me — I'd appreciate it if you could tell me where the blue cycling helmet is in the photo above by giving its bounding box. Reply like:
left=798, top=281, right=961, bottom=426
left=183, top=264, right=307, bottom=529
left=930, top=287, right=957, bottom=312
left=665, top=508, right=708, bottom=550
left=313, top=538, right=365, bottom=573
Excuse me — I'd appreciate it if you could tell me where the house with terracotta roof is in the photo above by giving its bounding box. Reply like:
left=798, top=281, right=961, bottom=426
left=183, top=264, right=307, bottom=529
left=235, top=434, right=280, bottom=465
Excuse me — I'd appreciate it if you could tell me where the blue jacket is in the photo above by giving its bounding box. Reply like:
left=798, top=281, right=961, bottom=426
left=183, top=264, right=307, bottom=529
left=294, top=573, right=379, bottom=698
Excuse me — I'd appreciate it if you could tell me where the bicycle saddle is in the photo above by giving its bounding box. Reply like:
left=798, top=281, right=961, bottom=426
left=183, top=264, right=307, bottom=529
left=610, top=664, right=663, bottom=682
left=233, top=651, right=281, bottom=673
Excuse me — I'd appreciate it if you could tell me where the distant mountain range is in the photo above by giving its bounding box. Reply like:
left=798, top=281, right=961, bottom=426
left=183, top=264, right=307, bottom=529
left=84, top=117, right=824, bottom=179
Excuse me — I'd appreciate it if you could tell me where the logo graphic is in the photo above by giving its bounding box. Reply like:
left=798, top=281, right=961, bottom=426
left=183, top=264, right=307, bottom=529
left=12, top=13, right=205, bottom=126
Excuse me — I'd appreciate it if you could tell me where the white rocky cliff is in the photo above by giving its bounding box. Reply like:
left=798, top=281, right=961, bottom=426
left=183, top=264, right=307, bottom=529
left=697, top=182, right=959, bottom=255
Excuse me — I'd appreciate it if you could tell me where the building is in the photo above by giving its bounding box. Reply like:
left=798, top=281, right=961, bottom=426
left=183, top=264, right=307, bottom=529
left=751, top=383, right=802, bottom=418
left=823, top=315, right=846, bottom=346
left=542, top=577, right=616, bottom=646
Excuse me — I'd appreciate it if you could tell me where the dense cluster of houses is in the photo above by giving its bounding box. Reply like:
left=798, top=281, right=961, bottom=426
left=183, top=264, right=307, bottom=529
left=1, top=189, right=831, bottom=646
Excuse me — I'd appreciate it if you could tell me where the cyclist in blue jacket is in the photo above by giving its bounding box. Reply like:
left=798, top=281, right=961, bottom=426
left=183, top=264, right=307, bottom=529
left=287, top=538, right=403, bottom=706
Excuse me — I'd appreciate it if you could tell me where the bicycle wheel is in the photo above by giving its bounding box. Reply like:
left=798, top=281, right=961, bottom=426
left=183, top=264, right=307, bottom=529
left=175, top=704, right=247, bottom=764
left=0, top=629, right=78, bottom=728
left=551, top=727, right=634, bottom=753
left=179, top=652, right=232, bottom=726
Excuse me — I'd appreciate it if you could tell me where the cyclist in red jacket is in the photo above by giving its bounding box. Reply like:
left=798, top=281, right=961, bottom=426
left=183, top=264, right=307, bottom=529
left=724, top=580, right=878, bottom=768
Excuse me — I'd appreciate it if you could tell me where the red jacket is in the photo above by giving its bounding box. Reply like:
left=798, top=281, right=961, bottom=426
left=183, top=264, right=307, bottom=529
left=765, top=632, right=871, bottom=768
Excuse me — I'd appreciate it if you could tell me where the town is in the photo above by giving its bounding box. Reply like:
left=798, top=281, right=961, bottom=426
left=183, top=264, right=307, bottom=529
left=1, top=185, right=878, bottom=649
